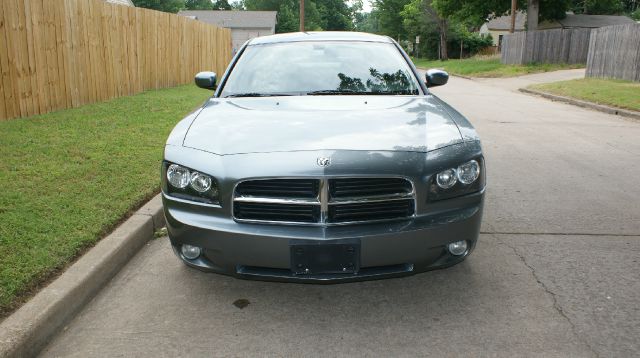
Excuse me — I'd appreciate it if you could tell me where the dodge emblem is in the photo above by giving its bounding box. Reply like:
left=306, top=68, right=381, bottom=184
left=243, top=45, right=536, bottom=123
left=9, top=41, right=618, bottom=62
left=317, top=157, right=331, bottom=167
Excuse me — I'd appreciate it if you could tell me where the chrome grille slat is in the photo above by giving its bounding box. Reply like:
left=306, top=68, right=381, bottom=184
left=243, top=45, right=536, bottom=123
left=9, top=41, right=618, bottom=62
left=233, top=177, right=415, bottom=225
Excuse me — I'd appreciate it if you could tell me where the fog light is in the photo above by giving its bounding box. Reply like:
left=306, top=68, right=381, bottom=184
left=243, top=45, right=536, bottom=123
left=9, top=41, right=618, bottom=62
left=181, top=244, right=201, bottom=260
left=448, top=240, right=468, bottom=256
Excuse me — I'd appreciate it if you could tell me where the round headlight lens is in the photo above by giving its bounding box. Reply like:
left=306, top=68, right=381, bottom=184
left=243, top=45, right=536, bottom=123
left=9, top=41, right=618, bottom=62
left=181, top=244, right=201, bottom=260
left=436, top=169, right=458, bottom=189
left=457, top=160, right=480, bottom=185
left=448, top=240, right=468, bottom=256
left=167, top=164, right=190, bottom=189
left=190, top=172, right=212, bottom=193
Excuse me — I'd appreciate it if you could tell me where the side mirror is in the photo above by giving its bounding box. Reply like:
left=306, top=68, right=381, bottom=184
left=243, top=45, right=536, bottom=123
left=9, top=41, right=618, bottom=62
left=195, top=71, right=217, bottom=90
left=425, top=69, right=449, bottom=88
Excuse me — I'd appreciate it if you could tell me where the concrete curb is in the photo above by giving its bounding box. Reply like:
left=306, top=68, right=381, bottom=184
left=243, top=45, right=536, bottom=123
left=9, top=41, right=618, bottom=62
left=0, top=194, right=165, bottom=358
left=450, top=74, right=475, bottom=80
left=519, top=88, right=640, bottom=121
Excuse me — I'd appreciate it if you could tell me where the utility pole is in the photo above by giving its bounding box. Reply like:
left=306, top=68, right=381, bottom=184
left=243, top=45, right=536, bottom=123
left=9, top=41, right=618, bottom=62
left=510, top=0, right=517, bottom=33
left=299, top=0, right=305, bottom=32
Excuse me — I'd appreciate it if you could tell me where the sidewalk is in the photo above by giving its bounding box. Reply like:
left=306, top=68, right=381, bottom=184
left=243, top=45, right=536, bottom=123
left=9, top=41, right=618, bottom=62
left=472, top=68, right=586, bottom=91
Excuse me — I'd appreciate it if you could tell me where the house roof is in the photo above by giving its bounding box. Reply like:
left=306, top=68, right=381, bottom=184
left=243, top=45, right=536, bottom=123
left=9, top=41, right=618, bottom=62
left=486, top=12, right=526, bottom=31
left=249, top=31, right=392, bottom=45
left=549, top=14, right=635, bottom=28
left=177, top=10, right=277, bottom=29
left=104, top=0, right=134, bottom=6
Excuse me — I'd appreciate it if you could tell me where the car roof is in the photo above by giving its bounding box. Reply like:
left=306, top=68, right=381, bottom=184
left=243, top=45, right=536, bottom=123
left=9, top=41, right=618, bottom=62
left=248, top=31, right=393, bottom=45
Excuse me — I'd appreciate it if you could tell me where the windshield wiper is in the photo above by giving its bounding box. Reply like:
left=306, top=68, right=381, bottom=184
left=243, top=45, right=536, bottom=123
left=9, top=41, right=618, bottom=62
left=225, top=93, right=293, bottom=98
left=306, top=90, right=411, bottom=95
left=306, top=89, right=364, bottom=95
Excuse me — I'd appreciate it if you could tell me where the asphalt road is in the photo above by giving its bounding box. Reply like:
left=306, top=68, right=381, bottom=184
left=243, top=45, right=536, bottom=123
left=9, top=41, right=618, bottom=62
left=41, top=71, right=640, bottom=357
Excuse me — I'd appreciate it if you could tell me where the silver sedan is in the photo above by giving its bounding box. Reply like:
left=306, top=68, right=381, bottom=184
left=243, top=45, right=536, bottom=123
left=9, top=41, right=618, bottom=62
left=161, top=31, right=485, bottom=282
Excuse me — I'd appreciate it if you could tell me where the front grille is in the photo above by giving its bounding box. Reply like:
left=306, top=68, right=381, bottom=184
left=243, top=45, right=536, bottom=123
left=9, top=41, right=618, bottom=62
left=235, top=179, right=319, bottom=198
left=233, top=177, right=415, bottom=225
left=234, top=202, right=320, bottom=223
left=328, top=199, right=415, bottom=223
left=329, top=178, right=413, bottom=198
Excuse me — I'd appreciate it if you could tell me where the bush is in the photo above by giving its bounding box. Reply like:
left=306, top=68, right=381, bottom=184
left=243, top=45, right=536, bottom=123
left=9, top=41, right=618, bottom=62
left=448, top=31, right=493, bottom=59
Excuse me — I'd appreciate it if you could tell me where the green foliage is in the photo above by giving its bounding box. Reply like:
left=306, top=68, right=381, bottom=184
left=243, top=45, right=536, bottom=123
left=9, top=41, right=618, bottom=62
left=448, top=26, right=493, bottom=58
left=0, top=85, right=211, bottom=316
left=432, top=0, right=512, bottom=27
left=539, top=0, right=572, bottom=21
left=431, top=0, right=573, bottom=27
left=243, top=0, right=323, bottom=32
left=632, top=8, right=640, bottom=20
left=185, top=0, right=214, bottom=10
left=400, top=0, right=441, bottom=58
left=412, top=57, right=585, bottom=77
left=530, top=78, right=640, bottom=111
left=374, top=0, right=412, bottom=40
left=354, top=10, right=381, bottom=32
left=213, top=0, right=233, bottom=10
left=132, top=0, right=184, bottom=13
left=316, top=0, right=355, bottom=30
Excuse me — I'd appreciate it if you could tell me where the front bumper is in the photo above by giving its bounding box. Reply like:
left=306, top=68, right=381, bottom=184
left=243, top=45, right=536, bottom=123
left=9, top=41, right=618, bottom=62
left=163, top=189, right=484, bottom=283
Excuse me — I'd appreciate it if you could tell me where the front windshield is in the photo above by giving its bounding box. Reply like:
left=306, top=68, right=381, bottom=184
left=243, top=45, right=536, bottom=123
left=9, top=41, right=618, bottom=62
left=220, top=41, right=421, bottom=97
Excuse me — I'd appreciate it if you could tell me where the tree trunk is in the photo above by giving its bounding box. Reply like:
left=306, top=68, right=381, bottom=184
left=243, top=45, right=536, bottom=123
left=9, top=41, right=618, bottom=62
left=439, top=19, right=448, bottom=60
left=527, top=0, right=539, bottom=31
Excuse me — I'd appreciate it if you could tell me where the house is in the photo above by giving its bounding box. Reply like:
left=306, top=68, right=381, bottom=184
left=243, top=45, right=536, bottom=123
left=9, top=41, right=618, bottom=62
left=178, top=10, right=277, bottom=53
left=104, top=0, right=134, bottom=6
left=479, top=12, right=526, bottom=48
left=537, top=14, right=635, bottom=29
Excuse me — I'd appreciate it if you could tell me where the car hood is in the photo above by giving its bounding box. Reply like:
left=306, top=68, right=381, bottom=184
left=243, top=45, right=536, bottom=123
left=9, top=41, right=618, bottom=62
left=182, top=96, right=463, bottom=155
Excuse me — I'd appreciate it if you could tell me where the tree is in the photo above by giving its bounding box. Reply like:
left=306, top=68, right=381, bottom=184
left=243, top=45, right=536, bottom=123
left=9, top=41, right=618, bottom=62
left=527, top=0, right=539, bottom=30
left=132, top=0, right=184, bottom=13
left=185, top=0, right=214, bottom=10
left=244, top=0, right=324, bottom=32
left=431, top=0, right=570, bottom=29
left=354, top=10, right=381, bottom=33
left=317, top=0, right=355, bottom=30
left=400, top=0, right=441, bottom=58
left=213, top=0, right=233, bottom=10
left=373, top=0, right=412, bottom=40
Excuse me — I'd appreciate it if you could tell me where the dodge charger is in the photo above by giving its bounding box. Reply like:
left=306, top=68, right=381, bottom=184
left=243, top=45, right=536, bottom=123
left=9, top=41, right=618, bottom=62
left=162, top=32, right=485, bottom=282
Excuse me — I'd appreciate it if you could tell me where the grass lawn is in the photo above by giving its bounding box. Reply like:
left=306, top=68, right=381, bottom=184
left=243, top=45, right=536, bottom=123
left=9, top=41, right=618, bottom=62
left=412, top=57, right=585, bottom=78
left=0, top=85, right=210, bottom=316
left=529, top=78, right=640, bottom=112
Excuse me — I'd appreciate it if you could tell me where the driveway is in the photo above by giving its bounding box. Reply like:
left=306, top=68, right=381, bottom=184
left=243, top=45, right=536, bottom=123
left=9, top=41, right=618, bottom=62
left=41, top=73, right=640, bottom=357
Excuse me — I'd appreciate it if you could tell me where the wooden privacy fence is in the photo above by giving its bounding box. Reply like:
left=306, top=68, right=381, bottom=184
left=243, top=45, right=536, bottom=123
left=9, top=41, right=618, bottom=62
left=501, top=28, right=591, bottom=65
left=586, top=24, right=640, bottom=82
left=0, top=0, right=232, bottom=121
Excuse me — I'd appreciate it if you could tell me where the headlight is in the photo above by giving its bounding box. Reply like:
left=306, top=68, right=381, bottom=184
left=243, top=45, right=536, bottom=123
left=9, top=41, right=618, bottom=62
left=167, top=164, right=190, bottom=188
left=429, top=158, right=484, bottom=201
left=436, top=169, right=457, bottom=189
left=162, top=162, right=220, bottom=205
left=190, top=172, right=212, bottom=193
left=457, top=160, right=480, bottom=185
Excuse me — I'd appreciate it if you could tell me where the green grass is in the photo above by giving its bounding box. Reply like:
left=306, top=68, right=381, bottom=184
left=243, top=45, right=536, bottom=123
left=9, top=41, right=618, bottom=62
left=0, top=85, right=210, bottom=316
left=412, top=57, right=585, bottom=78
left=529, top=78, right=640, bottom=112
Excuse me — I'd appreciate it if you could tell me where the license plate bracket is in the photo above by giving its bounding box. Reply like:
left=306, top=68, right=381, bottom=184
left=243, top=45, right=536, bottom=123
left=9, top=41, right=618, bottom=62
left=290, top=239, right=360, bottom=275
